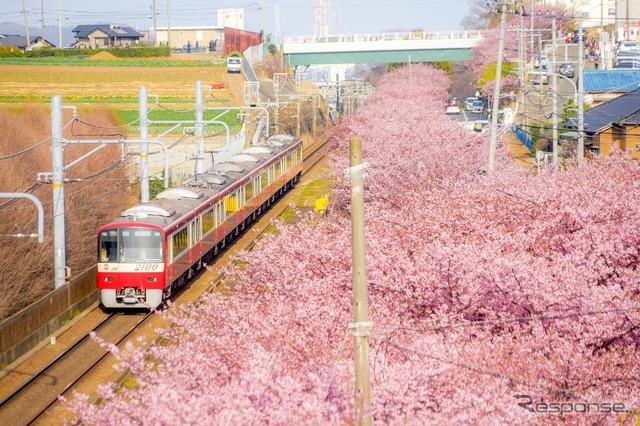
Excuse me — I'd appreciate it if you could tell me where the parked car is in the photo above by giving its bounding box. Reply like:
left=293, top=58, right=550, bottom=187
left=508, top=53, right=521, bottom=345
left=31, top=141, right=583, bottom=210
left=464, top=97, right=478, bottom=110
left=226, top=56, right=242, bottom=73
left=532, top=73, right=549, bottom=85
left=445, top=97, right=460, bottom=114
left=471, top=100, right=484, bottom=113
left=614, top=60, right=640, bottom=69
left=534, top=55, right=548, bottom=69
left=558, top=63, right=574, bottom=78
left=616, top=41, right=640, bottom=53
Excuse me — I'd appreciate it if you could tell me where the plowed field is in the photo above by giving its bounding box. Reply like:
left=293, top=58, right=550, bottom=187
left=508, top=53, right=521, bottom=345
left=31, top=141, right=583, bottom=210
left=0, top=52, right=243, bottom=106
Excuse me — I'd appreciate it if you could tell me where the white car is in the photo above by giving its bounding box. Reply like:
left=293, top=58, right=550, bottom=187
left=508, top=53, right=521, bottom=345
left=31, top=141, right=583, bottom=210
left=471, top=100, right=484, bottom=113
left=465, top=97, right=478, bottom=110
left=226, top=56, right=242, bottom=73
left=446, top=104, right=461, bottom=114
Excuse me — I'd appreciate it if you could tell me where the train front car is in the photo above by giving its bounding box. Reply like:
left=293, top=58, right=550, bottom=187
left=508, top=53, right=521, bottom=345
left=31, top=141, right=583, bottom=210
left=97, top=220, right=166, bottom=309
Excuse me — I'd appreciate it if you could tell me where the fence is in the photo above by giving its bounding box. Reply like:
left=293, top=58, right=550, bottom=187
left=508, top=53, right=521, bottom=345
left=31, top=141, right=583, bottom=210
left=513, top=125, right=533, bottom=149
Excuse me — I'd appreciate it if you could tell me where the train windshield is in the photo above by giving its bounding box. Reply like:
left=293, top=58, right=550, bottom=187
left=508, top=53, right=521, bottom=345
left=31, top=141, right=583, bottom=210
left=99, top=228, right=163, bottom=263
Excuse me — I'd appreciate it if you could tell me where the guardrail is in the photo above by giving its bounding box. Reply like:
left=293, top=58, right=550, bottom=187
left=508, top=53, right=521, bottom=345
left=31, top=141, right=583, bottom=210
left=284, top=30, right=483, bottom=44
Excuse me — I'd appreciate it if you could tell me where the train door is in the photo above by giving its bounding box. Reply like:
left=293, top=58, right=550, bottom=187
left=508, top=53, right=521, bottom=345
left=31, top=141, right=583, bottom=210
left=216, top=200, right=226, bottom=238
left=260, top=169, right=269, bottom=199
left=191, top=216, right=202, bottom=260
left=269, top=166, right=275, bottom=196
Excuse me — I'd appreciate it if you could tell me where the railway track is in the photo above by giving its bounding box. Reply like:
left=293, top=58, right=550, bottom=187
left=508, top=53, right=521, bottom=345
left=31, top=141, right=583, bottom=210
left=0, top=134, right=333, bottom=425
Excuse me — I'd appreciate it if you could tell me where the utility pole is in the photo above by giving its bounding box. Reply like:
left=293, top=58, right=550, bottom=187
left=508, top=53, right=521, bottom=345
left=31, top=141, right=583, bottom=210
left=41, top=0, right=45, bottom=41
left=626, top=0, right=630, bottom=41
left=347, top=135, right=372, bottom=426
left=58, top=0, right=62, bottom=48
left=262, top=0, right=266, bottom=45
left=577, top=18, right=585, bottom=158
left=551, top=13, right=558, bottom=164
left=22, top=0, right=30, bottom=48
left=167, top=0, right=172, bottom=48
left=488, top=1, right=510, bottom=173
left=153, top=0, right=157, bottom=47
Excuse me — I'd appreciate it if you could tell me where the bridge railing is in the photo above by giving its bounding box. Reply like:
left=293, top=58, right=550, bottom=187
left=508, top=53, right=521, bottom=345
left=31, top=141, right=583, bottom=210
left=284, top=30, right=483, bottom=44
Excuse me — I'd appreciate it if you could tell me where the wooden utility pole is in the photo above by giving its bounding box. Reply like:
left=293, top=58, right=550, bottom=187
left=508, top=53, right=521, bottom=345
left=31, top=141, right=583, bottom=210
left=58, top=0, right=62, bottom=48
left=347, top=136, right=372, bottom=425
left=167, top=0, right=172, bottom=48
left=488, top=1, right=509, bottom=173
left=551, top=13, right=558, bottom=164
left=41, top=0, right=45, bottom=41
left=22, top=0, right=30, bottom=48
left=153, top=0, right=157, bottom=47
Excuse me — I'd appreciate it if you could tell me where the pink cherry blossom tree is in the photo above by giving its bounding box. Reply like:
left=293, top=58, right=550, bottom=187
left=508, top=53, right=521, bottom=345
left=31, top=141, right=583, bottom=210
left=469, top=4, right=574, bottom=96
left=63, top=64, right=640, bottom=425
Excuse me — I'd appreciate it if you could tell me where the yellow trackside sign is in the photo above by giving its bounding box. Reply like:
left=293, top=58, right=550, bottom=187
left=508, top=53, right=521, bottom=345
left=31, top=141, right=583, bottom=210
left=315, top=197, right=329, bottom=211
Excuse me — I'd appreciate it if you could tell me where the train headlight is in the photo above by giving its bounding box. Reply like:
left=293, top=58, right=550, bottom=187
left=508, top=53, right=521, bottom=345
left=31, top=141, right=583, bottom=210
left=147, top=277, right=158, bottom=282
left=103, top=277, right=114, bottom=282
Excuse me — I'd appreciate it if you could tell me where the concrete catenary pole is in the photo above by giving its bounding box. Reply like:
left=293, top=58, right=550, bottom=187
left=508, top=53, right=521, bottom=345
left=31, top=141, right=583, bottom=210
left=139, top=86, right=150, bottom=203
left=195, top=80, right=205, bottom=174
left=51, top=96, right=67, bottom=288
left=348, top=136, right=372, bottom=425
left=488, top=1, right=509, bottom=173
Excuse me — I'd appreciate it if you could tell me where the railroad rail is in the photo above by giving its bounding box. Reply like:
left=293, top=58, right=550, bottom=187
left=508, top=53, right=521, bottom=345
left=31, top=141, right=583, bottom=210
left=0, top=134, right=333, bottom=424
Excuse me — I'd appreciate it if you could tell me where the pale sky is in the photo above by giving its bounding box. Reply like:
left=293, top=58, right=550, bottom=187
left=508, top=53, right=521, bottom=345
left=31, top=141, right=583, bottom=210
left=1, top=0, right=472, bottom=36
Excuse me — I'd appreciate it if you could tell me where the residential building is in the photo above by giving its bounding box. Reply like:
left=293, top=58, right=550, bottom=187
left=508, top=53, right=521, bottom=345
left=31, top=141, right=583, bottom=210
left=0, top=34, right=55, bottom=50
left=71, top=24, right=143, bottom=48
left=565, top=86, right=640, bottom=157
left=155, top=26, right=224, bottom=51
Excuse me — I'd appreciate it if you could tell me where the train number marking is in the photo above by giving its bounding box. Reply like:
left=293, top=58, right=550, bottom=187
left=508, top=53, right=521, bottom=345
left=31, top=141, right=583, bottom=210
left=134, top=263, right=160, bottom=271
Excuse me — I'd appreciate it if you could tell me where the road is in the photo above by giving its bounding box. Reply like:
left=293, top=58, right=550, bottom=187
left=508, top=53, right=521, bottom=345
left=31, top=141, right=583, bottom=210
left=521, top=43, right=593, bottom=127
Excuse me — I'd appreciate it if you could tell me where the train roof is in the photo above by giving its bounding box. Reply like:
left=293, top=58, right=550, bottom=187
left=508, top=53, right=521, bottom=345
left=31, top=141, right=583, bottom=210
left=100, top=134, right=302, bottom=232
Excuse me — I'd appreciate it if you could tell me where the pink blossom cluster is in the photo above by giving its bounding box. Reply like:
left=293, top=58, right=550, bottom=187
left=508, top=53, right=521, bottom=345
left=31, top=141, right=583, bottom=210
left=469, top=4, right=574, bottom=96
left=64, top=64, right=639, bottom=425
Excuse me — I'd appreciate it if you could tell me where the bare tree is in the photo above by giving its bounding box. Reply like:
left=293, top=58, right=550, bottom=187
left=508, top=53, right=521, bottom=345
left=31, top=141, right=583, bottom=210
left=461, top=0, right=493, bottom=30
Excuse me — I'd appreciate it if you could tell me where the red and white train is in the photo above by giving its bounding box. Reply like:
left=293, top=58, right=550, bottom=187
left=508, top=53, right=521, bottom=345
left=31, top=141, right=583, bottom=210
left=97, top=134, right=303, bottom=309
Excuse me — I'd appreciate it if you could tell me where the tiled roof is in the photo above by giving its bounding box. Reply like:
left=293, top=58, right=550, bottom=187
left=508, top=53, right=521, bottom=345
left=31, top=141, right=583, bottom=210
left=0, top=35, right=53, bottom=48
left=566, top=86, right=640, bottom=133
left=583, top=69, right=640, bottom=93
left=72, top=25, right=142, bottom=39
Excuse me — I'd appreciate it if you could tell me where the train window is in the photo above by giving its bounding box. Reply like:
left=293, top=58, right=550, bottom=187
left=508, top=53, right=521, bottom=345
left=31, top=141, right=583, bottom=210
left=119, top=228, right=163, bottom=262
left=172, top=227, right=189, bottom=260
left=245, top=179, right=255, bottom=201
left=297, top=147, right=302, bottom=162
left=203, top=208, right=215, bottom=234
left=286, top=153, right=293, bottom=169
left=260, top=170, right=269, bottom=190
left=99, top=230, right=118, bottom=262
left=225, top=192, right=237, bottom=215
left=275, top=159, right=282, bottom=177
